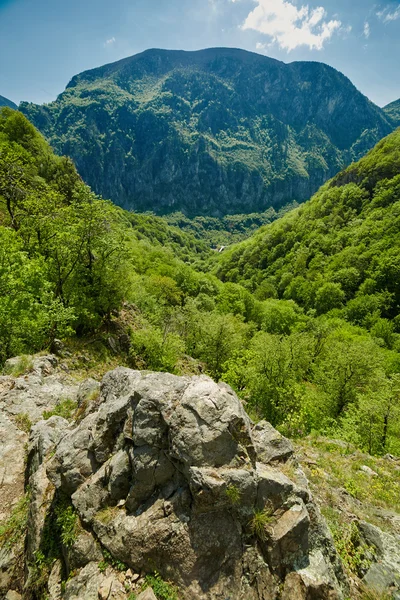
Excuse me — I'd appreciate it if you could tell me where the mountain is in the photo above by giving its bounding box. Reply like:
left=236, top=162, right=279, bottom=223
left=20, top=47, right=393, bottom=217
left=384, top=98, right=400, bottom=126
left=216, top=127, right=400, bottom=323
left=0, top=95, right=17, bottom=110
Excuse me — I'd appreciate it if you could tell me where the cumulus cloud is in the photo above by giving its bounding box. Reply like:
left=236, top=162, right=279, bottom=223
left=104, top=37, right=116, bottom=47
left=240, top=0, right=342, bottom=51
left=364, top=21, right=371, bottom=38
left=376, top=5, right=400, bottom=23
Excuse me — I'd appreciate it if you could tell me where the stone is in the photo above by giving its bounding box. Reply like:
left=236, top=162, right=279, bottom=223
left=0, top=354, right=79, bottom=424
left=360, top=465, right=378, bottom=476
left=26, top=415, right=69, bottom=477
left=5, top=591, right=22, bottom=600
left=5, top=364, right=350, bottom=600
left=137, top=589, right=158, bottom=600
left=252, top=421, right=294, bottom=464
left=357, top=521, right=400, bottom=595
left=48, top=559, right=63, bottom=600
left=77, top=378, right=100, bottom=408
left=268, top=501, right=310, bottom=573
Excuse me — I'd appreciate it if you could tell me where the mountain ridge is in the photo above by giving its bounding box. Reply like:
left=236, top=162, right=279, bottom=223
left=21, top=47, right=394, bottom=216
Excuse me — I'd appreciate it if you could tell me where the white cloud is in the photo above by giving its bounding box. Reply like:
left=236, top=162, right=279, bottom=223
left=104, top=37, right=116, bottom=47
left=240, top=0, right=342, bottom=51
left=364, top=21, right=371, bottom=38
left=376, top=5, right=400, bottom=23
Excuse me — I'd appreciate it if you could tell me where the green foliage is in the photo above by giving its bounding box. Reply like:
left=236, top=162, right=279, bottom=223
left=249, top=508, right=273, bottom=542
left=325, top=517, right=372, bottom=575
left=98, top=547, right=127, bottom=573
left=55, top=501, right=78, bottom=548
left=43, top=399, right=77, bottom=421
left=0, top=492, right=30, bottom=550
left=143, top=572, right=179, bottom=600
left=225, top=484, right=241, bottom=505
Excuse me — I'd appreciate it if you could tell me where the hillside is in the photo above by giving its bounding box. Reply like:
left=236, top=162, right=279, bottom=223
left=21, top=47, right=393, bottom=217
left=1, top=102, right=400, bottom=600
left=0, top=95, right=17, bottom=110
left=216, top=127, right=400, bottom=325
left=384, top=98, right=400, bottom=126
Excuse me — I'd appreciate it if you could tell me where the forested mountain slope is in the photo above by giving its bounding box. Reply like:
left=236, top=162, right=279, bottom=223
left=384, top=98, right=400, bottom=126
left=21, top=47, right=393, bottom=216
left=216, top=127, right=400, bottom=325
left=0, top=95, right=17, bottom=109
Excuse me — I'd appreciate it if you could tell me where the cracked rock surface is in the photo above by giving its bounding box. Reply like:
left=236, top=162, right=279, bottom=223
left=37, top=367, right=348, bottom=599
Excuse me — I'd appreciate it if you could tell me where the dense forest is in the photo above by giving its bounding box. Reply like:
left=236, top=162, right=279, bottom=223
left=1, top=106, right=399, bottom=460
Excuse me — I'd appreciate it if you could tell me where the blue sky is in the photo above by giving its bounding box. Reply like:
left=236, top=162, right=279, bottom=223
left=1, top=0, right=400, bottom=107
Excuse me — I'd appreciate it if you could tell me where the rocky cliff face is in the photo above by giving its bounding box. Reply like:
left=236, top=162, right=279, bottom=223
left=1, top=357, right=399, bottom=599
left=20, top=48, right=393, bottom=216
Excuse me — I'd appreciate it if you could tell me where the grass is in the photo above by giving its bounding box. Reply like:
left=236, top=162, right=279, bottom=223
left=143, top=572, right=179, bottom=600
left=249, top=507, right=273, bottom=542
left=43, top=398, right=77, bottom=421
left=225, top=484, right=241, bottom=505
left=297, top=435, right=400, bottom=597
left=14, top=412, right=32, bottom=434
left=298, top=436, right=400, bottom=517
left=0, top=492, right=30, bottom=550
left=95, top=506, right=119, bottom=525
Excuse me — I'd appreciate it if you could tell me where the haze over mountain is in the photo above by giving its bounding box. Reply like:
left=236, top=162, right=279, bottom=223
left=21, top=47, right=394, bottom=217
left=0, top=95, right=17, bottom=110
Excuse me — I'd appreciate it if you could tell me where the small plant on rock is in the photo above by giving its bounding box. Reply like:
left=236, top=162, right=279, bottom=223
left=225, top=484, right=241, bottom=505
left=43, top=398, right=77, bottom=421
left=249, top=507, right=273, bottom=542
left=14, top=412, right=32, bottom=434
left=143, top=572, right=179, bottom=600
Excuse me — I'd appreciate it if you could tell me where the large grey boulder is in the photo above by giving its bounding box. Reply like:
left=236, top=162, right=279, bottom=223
left=42, top=368, right=347, bottom=599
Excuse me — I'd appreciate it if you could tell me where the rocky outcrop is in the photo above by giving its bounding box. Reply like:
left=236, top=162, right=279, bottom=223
left=16, top=367, right=346, bottom=600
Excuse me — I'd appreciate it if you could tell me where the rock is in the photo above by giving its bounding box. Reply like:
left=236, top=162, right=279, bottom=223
left=252, top=421, right=294, bottom=464
left=5, top=591, right=22, bottom=600
left=137, top=589, right=158, bottom=600
left=360, top=465, right=378, bottom=476
left=42, top=368, right=347, bottom=599
left=25, top=463, right=55, bottom=566
left=357, top=521, right=400, bottom=595
left=64, top=529, right=103, bottom=572
left=0, top=412, right=27, bottom=522
left=63, top=562, right=103, bottom=600
left=0, top=354, right=79, bottom=424
left=48, top=559, right=63, bottom=600
left=26, top=415, right=69, bottom=477
left=268, top=501, right=310, bottom=573
left=77, top=378, right=100, bottom=408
